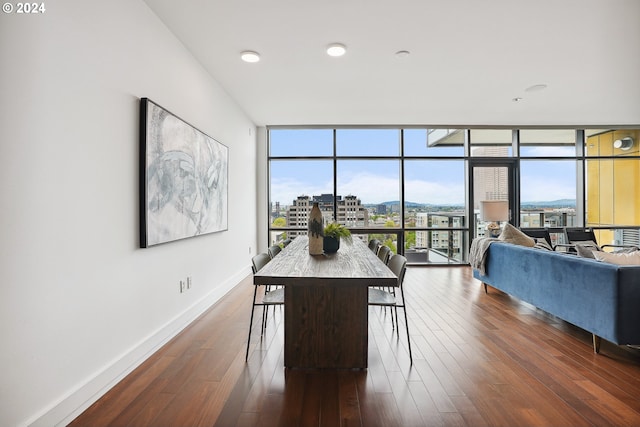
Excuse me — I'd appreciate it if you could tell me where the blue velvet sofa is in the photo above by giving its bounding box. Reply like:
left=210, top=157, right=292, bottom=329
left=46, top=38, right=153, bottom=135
left=472, top=242, right=640, bottom=353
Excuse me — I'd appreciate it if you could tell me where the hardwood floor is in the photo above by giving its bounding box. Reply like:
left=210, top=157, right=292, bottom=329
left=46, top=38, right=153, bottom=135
left=69, top=267, right=640, bottom=427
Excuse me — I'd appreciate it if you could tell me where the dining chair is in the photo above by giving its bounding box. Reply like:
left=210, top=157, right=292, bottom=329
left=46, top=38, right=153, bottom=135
left=368, top=254, right=413, bottom=363
left=377, top=245, right=391, bottom=265
left=267, top=244, right=284, bottom=292
left=245, top=253, right=284, bottom=361
left=268, top=244, right=282, bottom=259
left=368, top=238, right=381, bottom=253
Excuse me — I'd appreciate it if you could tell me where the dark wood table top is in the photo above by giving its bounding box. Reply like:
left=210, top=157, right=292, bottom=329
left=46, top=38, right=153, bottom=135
left=254, top=235, right=398, bottom=287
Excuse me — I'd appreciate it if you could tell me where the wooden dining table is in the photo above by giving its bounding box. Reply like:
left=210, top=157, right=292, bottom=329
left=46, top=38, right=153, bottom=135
left=253, top=235, right=398, bottom=369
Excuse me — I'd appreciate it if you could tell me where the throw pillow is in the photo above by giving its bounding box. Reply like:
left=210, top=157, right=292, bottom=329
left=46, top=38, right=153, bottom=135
left=575, top=244, right=597, bottom=259
left=593, top=250, right=640, bottom=265
left=499, top=223, right=535, bottom=247
left=573, top=240, right=601, bottom=258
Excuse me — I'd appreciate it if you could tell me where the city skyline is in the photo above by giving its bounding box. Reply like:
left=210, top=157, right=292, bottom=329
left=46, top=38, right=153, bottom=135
left=273, top=195, right=577, bottom=209
left=270, top=160, right=577, bottom=207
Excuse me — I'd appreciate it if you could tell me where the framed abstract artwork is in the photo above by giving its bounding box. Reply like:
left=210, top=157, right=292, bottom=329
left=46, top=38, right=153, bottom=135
left=139, top=98, right=228, bottom=247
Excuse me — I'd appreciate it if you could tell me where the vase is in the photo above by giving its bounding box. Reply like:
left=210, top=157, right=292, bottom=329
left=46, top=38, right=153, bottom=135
left=308, top=202, right=324, bottom=255
left=323, top=236, right=340, bottom=253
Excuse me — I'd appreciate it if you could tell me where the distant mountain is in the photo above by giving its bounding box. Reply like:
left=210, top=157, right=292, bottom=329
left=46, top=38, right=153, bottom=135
left=366, top=201, right=464, bottom=208
left=366, top=199, right=576, bottom=208
left=521, top=199, right=576, bottom=208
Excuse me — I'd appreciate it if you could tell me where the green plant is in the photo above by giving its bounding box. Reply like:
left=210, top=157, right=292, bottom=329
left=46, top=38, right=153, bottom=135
left=323, top=222, right=352, bottom=242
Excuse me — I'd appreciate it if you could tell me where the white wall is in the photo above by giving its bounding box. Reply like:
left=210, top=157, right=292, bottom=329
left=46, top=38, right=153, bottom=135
left=0, top=1, right=257, bottom=426
left=256, top=127, right=269, bottom=250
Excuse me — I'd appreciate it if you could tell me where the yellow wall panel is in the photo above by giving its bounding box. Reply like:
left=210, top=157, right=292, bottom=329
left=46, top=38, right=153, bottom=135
left=599, top=159, right=614, bottom=225
left=586, top=130, right=640, bottom=228
left=599, top=133, right=614, bottom=156
left=586, top=159, right=600, bottom=224
left=613, top=159, right=639, bottom=225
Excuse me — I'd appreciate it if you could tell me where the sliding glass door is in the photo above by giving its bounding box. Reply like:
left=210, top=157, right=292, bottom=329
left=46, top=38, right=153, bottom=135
left=469, top=160, right=517, bottom=239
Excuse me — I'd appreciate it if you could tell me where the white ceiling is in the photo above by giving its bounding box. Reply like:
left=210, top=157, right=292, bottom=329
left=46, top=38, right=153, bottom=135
left=143, top=0, right=640, bottom=127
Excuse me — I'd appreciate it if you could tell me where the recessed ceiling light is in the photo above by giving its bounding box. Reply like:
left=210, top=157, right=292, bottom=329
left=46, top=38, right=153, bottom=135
left=240, top=51, right=260, bottom=63
left=512, top=97, right=523, bottom=102
left=327, top=43, right=347, bottom=57
left=525, top=84, right=547, bottom=92
left=395, top=50, right=410, bottom=58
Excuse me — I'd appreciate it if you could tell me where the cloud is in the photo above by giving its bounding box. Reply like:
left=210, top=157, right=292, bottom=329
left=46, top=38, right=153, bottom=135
left=405, top=178, right=465, bottom=205
left=270, top=177, right=333, bottom=205
left=271, top=169, right=573, bottom=206
left=338, top=172, right=398, bottom=204
left=520, top=176, right=575, bottom=201
left=272, top=172, right=466, bottom=205
left=522, top=146, right=576, bottom=156
left=520, top=162, right=576, bottom=201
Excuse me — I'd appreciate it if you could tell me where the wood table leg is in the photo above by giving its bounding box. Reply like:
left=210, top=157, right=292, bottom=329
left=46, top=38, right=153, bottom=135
left=285, top=283, right=368, bottom=369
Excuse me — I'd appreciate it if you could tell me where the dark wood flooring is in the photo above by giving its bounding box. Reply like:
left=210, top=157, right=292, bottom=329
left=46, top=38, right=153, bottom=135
left=69, top=266, right=640, bottom=427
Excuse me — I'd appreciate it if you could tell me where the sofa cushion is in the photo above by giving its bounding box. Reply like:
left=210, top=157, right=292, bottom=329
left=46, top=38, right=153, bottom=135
left=499, top=223, right=535, bottom=247
left=613, top=247, right=639, bottom=254
left=593, top=250, right=640, bottom=265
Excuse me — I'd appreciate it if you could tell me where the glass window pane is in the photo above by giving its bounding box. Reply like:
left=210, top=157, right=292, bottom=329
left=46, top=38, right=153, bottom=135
left=336, top=129, right=399, bottom=156
left=404, top=230, right=465, bottom=265
left=269, top=129, right=333, bottom=157
left=404, top=128, right=465, bottom=157
left=519, top=160, right=577, bottom=228
left=404, top=160, right=465, bottom=228
left=520, top=129, right=576, bottom=157
left=473, top=166, right=509, bottom=208
left=270, top=160, right=333, bottom=233
left=473, top=166, right=510, bottom=238
left=366, top=231, right=399, bottom=254
left=337, top=160, right=399, bottom=227
left=470, top=129, right=513, bottom=157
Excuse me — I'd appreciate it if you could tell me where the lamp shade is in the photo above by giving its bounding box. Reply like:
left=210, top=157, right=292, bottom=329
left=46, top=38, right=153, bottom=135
left=480, top=200, right=509, bottom=222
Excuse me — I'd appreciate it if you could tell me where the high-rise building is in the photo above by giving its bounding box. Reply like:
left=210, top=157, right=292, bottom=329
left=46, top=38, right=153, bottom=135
left=415, top=212, right=463, bottom=257
left=337, top=195, right=368, bottom=227
left=286, top=194, right=369, bottom=237
left=472, top=146, right=509, bottom=205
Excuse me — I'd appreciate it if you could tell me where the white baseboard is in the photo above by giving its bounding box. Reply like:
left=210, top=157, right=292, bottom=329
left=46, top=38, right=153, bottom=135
left=27, top=266, right=251, bottom=427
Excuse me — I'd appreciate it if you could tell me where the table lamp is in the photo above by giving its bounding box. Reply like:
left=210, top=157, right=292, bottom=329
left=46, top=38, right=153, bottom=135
left=480, top=200, right=509, bottom=237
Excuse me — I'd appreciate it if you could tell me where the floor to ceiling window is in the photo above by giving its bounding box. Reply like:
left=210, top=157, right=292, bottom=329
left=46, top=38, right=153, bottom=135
left=267, top=127, right=640, bottom=264
left=268, top=129, right=334, bottom=245
left=518, top=129, right=579, bottom=246
left=403, top=129, right=466, bottom=263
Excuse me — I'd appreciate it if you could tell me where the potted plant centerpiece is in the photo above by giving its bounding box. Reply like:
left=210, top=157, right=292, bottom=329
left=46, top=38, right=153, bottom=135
left=323, top=222, right=352, bottom=253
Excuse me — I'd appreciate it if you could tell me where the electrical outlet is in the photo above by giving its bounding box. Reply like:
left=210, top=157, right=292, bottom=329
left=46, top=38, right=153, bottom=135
left=187, top=277, right=192, bottom=290
left=179, top=280, right=185, bottom=293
